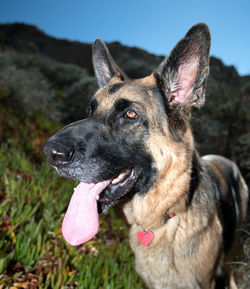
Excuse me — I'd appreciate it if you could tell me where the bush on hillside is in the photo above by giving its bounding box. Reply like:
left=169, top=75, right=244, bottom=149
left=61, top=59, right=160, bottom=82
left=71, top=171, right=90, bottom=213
left=0, top=52, right=96, bottom=123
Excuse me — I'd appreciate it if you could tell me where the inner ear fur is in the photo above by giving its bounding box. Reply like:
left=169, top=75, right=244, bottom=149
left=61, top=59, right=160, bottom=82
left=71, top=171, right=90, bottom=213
left=92, top=39, right=128, bottom=88
left=154, top=23, right=211, bottom=110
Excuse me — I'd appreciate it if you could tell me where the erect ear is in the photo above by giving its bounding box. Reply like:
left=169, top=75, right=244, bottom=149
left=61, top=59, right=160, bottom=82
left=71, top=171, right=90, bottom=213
left=92, top=39, right=128, bottom=88
left=154, top=23, right=211, bottom=110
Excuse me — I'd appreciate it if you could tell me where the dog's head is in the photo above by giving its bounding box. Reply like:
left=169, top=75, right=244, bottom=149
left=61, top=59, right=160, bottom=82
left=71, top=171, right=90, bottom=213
left=43, top=23, right=211, bottom=245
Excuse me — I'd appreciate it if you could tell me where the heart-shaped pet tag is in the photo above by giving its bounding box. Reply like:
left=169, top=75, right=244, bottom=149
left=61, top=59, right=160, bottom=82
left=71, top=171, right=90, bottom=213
left=137, top=230, right=154, bottom=246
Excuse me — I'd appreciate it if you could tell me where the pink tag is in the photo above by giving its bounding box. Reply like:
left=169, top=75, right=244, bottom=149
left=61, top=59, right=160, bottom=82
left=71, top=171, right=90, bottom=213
left=137, top=230, right=154, bottom=246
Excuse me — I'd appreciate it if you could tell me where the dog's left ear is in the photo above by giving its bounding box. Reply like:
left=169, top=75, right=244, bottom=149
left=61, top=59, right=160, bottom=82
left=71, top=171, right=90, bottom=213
left=154, top=23, right=211, bottom=110
left=92, top=39, right=128, bottom=88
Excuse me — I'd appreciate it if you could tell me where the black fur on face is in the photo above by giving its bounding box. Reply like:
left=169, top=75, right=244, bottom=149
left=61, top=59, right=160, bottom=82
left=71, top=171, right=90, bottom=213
left=43, top=98, right=155, bottom=212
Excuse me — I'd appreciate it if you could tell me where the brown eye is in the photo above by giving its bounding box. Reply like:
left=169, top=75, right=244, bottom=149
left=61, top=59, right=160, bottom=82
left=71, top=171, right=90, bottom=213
left=125, top=109, right=138, bottom=119
left=88, top=107, right=93, bottom=117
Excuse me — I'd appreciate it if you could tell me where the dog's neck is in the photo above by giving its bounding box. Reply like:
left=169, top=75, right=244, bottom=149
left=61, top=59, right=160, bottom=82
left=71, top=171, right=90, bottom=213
left=123, top=132, right=199, bottom=230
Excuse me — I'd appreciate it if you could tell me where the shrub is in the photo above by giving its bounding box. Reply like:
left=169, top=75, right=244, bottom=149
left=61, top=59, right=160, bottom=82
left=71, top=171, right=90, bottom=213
left=0, top=52, right=91, bottom=123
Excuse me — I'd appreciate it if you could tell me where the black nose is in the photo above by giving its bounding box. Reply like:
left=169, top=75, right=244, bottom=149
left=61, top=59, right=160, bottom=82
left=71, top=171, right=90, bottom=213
left=43, top=140, right=74, bottom=166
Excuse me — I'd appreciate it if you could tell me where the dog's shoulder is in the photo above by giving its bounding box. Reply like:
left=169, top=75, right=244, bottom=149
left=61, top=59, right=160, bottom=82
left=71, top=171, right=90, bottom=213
left=201, top=154, right=248, bottom=253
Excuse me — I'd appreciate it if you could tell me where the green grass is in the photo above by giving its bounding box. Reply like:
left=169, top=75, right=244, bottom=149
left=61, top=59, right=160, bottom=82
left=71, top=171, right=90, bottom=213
left=0, top=144, right=146, bottom=289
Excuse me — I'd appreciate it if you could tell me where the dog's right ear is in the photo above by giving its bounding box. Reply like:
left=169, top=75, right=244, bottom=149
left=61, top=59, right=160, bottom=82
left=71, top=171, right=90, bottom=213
left=92, top=39, right=128, bottom=88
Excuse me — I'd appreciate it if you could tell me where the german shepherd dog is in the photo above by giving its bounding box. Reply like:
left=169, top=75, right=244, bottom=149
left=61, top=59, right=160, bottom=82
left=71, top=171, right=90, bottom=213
left=43, top=23, right=248, bottom=289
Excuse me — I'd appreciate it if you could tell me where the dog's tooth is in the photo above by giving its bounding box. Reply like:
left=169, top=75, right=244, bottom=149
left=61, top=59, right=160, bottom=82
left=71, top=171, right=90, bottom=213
left=119, top=172, right=126, bottom=179
left=111, top=177, right=119, bottom=185
left=112, top=172, right=126, bottom=184
left=96, top=195, right=99, bottom=200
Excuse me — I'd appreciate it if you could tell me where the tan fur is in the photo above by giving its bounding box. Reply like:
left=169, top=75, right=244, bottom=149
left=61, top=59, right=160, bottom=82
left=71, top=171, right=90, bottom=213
left=94, top=86, right=118, bottom=113
left=120, top=79, right=247, bottom=288
left=123, top=131, right=221, bottom=288
left=91, top=34, right=248, bottom=288
left=94, top=75, right=248, bottom=289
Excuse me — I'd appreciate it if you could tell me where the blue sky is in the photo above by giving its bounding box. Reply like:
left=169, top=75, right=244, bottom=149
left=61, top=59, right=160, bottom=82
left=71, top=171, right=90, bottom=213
left=1, top=0, right=249, bottom=75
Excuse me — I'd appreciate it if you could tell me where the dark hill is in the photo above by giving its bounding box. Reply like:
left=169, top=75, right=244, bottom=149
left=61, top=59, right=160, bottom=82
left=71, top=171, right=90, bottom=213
left=0, top=23, right=245, bottom=86
left=0, top=23, right=163, bottom=78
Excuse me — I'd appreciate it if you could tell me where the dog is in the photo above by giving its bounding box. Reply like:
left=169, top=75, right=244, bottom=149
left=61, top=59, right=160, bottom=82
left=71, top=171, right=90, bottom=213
left=43, top=23, right=248, bottom=289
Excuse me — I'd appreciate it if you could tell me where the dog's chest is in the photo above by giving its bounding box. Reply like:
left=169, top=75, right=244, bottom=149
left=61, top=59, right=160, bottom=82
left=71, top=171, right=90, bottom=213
left=128, top=223, right=198, bottom=288
left=127, top=212, right=222, bottom=289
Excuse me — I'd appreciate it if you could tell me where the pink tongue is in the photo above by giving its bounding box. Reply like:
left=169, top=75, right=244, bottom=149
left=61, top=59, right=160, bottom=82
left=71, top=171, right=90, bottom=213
left=62, top=180, right=110, bottom=246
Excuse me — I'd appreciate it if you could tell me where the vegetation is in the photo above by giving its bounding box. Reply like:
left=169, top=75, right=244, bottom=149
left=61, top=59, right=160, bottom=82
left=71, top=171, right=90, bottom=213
left=0, top=51, right=97, bottom=124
